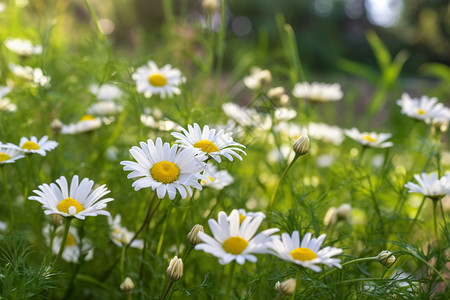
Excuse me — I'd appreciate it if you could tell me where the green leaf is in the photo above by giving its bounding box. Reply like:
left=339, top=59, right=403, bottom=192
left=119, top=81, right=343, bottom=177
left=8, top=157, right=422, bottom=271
left=366, top=30, right=391, bottom=72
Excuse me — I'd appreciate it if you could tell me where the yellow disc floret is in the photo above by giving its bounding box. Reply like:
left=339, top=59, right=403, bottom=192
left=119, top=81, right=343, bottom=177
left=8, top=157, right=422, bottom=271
left=222, top=236, right=249, bottom=255
left=193, top=140, right=219, bottom=153
left=80, top=115, right=96, bottom=121
left=290, top=247, right=318, bottom=261
left=57, top=197, right=84, bottom=215
left=65, top=233, right=76, bottom=247
left=148, top=74, right=167, bottom=87
left=239, top=214, right=246, bottom=224
left=363, top=135, right=377, bottom=143
left=151, top=161, right=180, bottom=184
left=417, top=109, right=426, bottom=115
left=21, top=141, right=40, bottom=151
left=0, top=153, right=11, bottom=163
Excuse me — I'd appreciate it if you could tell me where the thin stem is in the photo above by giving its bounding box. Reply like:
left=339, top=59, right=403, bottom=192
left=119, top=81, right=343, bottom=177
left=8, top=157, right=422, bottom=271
left=319, top=257, right=377, bottom=279
left=268, top=155, right=299, bottom=216
left=224, top=261, right=236, bottom=300
left=409, top=196, right=427, bottom=230
left=160, top=280, right=174, bottom=300
left=54, top=218, right=72, bottom=263
left=83, top=0, right=106, bottom=41
left=432, top=200, right=439, bottom=243
left=214, top=0, right=227, bottom=98
left=126, top=192, right=157, bottom=249
left=2, top=166, right=14, bottom=227
left=290, top=267, right=303, bottom=300
left=157, top=206, right=172, bottom=256
left=182, top=245, right=193, bottom=263
left=24, top=154, right=32, bottom=207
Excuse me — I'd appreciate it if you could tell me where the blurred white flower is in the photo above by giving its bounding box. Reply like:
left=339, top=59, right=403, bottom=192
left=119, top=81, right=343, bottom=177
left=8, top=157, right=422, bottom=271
left=89, top=83, right=123, bottom=101
left=0, top=142, right=24, bottom=164
left=0, top=86, right=16, bottom=112
left=293, top=82, right=343, bottom=102
left=404, top=172, right=450, bottom=199
left=88, top=101, right=123, bottom=116
left=19, top=135, right=58, bottom=156
left=274, top=107, right=297, bottom=122
left=201, top=164, right=234, bottom=190
left=397, top=93, right=450, bottom=124
left=108, top=215, right=144, bottom=249
left=8, top=64, right=50, bottom=87
left=0, top=3, right=5, bottom=13
left=4, top=38, right=42, bottom=56
left=243, top=67, right=272, bottom=90
left=140, top=114, right=181, bottom=131
left=61, top=115, right=102, bottom=135
left=344, top=127, right=393, bottom=148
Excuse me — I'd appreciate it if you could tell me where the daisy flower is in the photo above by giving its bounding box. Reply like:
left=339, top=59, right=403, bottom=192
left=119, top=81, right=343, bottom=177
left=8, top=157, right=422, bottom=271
left=243, top=67, right=272, bottom=90
left=236, top=209, right=266, bottom=222
left=222, top=102, right=270, bottom=129
left=108, top=214, right=144, bottom=249
left=8, top=63, right=51, bottom=87
left=171, top=123, right=246, bottom=163
left=120, top=137, right=207, bottom=200
left=0, top=142, right=24, bottom=164
left=292, top=81, right=343, bottom=102
left=268, top=231, right=342, bottom=272
left=404, top=172, right=450, bottom=199
left=344, top=127, right=393, bottom=148
left=132, top=60, right=185, bottom=98
left=195, top=209, right=278, bottom=265
left=201, top=164, right=234, bottom=190
left=28, top=175, right=114, bottom=219
left=61, top=115, right=102, bottom=134
left=0, top=86, right=16, bottom=112
left=43, top=224, right=93, bottom=263
left=88, top=101, right=123, bottom=117
left=19, top=135, right=58, bottom=156
left=140, top=115, right=181, bottom=131
left=396, top=93, right=450, bottom=124
left=4, top=38, right=42, bottom=56
left=89, top=83, right=123, bottom=101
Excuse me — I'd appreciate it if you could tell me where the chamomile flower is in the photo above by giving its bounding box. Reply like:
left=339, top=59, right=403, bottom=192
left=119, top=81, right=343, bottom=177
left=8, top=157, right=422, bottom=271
left=108, top=214, right=144, bottom=249
left=19, top=135, right=58, bottom=156
left=171, top=123, right=246, bottom=163
left=89, top=83, right=123, bottom=101
left=120, top=137, right=207, bottom=200
left=195, top=209, right=278, bottom=265
left=269, top=231, right=342, bottom=272
left=243, top=67, right=272, bottom=90
left=404, top=172, right=450, bottom=199
left=61, top=115, right=102, bottom=134
left=236, top=209, right=266, bottom=222
left=132, top=60, right=185, bottom=98
left=43, top=224, right=93, bottom=263
left=344, top=127, right=393, bottom=148
left=28, top=175, right=114, bottom=219
left=4, top=38, right=42, bottom=56
left=293, top=82, right=343, bottom=102
left=396, top=93, right=450, bottom=124
left=8, top=63, right=50, bottom=87
left=0, top=86, right=16, bottom=112
left=0, top=142, right=24, bottom=164
left=88, top=101, right=123, bottom=116
left=201, top=164, right=234, bottom=190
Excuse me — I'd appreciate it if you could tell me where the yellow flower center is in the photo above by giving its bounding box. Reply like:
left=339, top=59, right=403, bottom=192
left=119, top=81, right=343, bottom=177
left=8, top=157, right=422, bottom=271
left=417, top=109, right=426, bottom=115
left=57, top=197, right=84, bottom=215
left=150, top=161, right=180, bottom=184
left=239, top=214, right=246, bottom=224
left=80, top=115, right=96, bottom=121
left=193, top=140, right=219, bottom=153
left=290, top=247, right=318, bottom=261
left=21, top=141, right=40, bottom=150
left=363, top=135, right=377, bottom=143
left=65, top=233, right=76, bottom=247
left=148, top=73, right=167, bottom=87
left=222, top=236, right=248, bottom=255
left=0, top=153, right=11, bottom=162
left=201, top=176, right=214, bottom=185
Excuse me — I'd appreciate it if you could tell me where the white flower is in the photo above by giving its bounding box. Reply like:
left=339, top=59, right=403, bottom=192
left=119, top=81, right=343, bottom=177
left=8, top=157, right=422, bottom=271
left=61, top=115, right=102, bottom=134
left=88, top=101, right=123, bottom=116
left=43, top=224, right=93, bottom=263
left=344, top=127, right=393, bottom=148
left=293, top=81, right=343, bottom=102
left=0, top=142, right=24, bottom=164
left=397, top=93, right=450, bottom=124
left=8, top=64, right=50, bottom=87
left=236, top=209, right=266, bottom=221
left=108, top=215, right=144, bottom=249
left=195, top=209, right=278, bottom=265
left=19, top=135, right=58, bottom=156
left=274, top=122, right=344, bottom=146
left=140, top=114, right=181, bottom=131
left=132, top=60, right=185, bottom=98
left=172, top=123, right=246, bottom=163
left=269, top=231, right=342, bottom=272
left=89, top=84, right=123, bottom=101
left=120, top=137, right=207, bottom=199
left=222, top=102, right=271, bottom=130
left=0, top=86, right=15, bottom=112
left=0, top=221, right=6, bottom=231
left=274, top=107, right=297, bottom=122
left=0, top=86, right=11, bottom=98
left=4, top=38, right=42, bottom=56
left=243, top=67, right=272, bottom=90
left=0, top=3, right=5, bottom=13
left=29, top=175, right=114, bottom=219
left=404, top=172, right=450, bottom=199
left=201, top=164, right=234, bottom=190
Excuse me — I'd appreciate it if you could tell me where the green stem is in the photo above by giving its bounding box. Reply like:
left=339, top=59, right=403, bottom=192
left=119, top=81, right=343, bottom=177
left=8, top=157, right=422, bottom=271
left=83, top=0, right=106, bottom=40
left=182, top=245, right=193, bottom=263
left=54, top=217, right=72, bottom=263
left=120, top=244, right=126, bottom=280
left=162, top=0, right=175, bottom=29
left=24, top=154, right=32, bottom=207
left=126, top=192, right=157, bottom=249
left=214, top=0, right=227, bottom=98
left=409, top=196, right=427, bottom=230
left=319, top=257, right=377, bottom=279
left=290, top=267, right=303, bottom=300
left=268, top=155, right=299, bottom=216
left=224, top=261, right=236, bottom=300
left=160, top=280, right=174, bottom=300
left=2, top=166, right=14, bottom=227
left=157, top=207, right=171, bottom=256
left=432, top=199, right=439, bottom=243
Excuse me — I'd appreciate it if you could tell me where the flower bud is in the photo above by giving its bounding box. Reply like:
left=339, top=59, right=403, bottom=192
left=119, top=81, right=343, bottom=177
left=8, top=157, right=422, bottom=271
left=293, top=135, right=310, bottom=156
left=377, top=250, right=396, bottom=268
left=120, top=277, right=134, bottom=292
left=274, top=278, right=296, bottom=296
left=51, top=119, right=62, bottom=131
left=167, top=256, right=183, bottom=281
left=259, top=70, right=272, bottom=86
left=323, top=207, right=338, bottom=227
left=202, top=0, right=220, bottom=14
left=336, top=203, right=352, bottom=221
left=51, top=214, right=63, bottom=227
left=268, top=87, right=285, bottom=100
left=187, top=224, right=204, bottom=246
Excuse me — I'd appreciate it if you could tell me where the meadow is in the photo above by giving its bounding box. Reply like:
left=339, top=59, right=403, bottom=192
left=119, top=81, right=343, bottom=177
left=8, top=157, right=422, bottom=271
left=0, top=0, right=449, bottom=299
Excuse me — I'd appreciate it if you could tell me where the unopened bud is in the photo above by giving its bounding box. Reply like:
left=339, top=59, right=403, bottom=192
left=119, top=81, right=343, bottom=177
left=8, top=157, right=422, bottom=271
left=377, top=251, right=396, bottom=268
left=275, top=278, right=296, bottom=296
left=120, top=277, right=134, bottom=292
left=167, top=256, right=183, bottom=281
left=202, top=0, right=220, bottom=14
left=336, top=203, right=352, bottom=221
left=51, top=214, right=63, bottom=227
left=187, top=224, right=204, bottom=246
left=259, top=70, right=272, bottom=86
left=268, top=87, right=285, bottom=100
left=323, top=207, right=338, bottom=227
left=51, top=119, right=62, bottom=131
left=293, top=135, right=310, bottom=156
